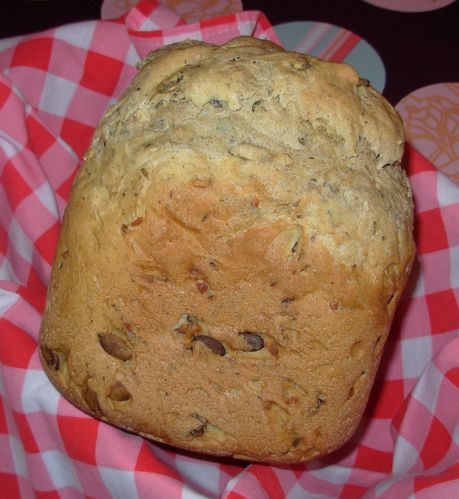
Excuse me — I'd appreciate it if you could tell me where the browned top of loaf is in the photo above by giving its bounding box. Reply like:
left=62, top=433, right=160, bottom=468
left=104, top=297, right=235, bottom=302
left=41, top=37, right=415, bottom=463
left=83, top=35, right=411, bottom=266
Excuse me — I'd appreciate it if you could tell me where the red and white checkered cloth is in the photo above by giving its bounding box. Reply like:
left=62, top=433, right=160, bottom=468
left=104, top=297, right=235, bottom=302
left=0, top=1, right=458, bottom=497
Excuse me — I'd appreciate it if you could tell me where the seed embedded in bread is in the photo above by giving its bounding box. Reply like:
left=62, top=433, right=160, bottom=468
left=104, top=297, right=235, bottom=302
left=39, top=36, right=415, bottom=463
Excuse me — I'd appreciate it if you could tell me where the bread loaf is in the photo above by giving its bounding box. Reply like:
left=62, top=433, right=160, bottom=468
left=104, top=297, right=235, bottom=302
left=39, top=36, right=415, bottom=463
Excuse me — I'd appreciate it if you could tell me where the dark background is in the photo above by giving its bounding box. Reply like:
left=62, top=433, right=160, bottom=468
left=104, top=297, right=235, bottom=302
left=2, top=0, right=459, bottom=105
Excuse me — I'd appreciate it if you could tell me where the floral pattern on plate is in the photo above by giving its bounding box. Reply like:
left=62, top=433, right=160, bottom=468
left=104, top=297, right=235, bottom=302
left=396, top=83, right=459, bottom=185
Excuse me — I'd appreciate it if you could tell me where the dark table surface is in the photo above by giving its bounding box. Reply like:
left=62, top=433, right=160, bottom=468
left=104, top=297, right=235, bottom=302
left=2, top=0, right=459, bottom=105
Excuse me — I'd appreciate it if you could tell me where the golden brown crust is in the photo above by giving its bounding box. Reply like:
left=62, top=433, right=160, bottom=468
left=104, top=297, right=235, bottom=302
left=39, top=36, right=415, bottom=463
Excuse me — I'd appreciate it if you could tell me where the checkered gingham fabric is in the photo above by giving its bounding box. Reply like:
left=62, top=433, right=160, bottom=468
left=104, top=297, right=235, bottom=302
left=0, top=1, right=458, bottom=497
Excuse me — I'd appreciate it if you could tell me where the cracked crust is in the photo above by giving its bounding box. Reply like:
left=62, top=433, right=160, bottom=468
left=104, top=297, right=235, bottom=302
left=39, top=37, right=415, bottom=463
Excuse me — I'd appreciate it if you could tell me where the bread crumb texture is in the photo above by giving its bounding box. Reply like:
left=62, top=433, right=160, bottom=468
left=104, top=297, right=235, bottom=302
left=39, top=37, right=415, bottom=463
